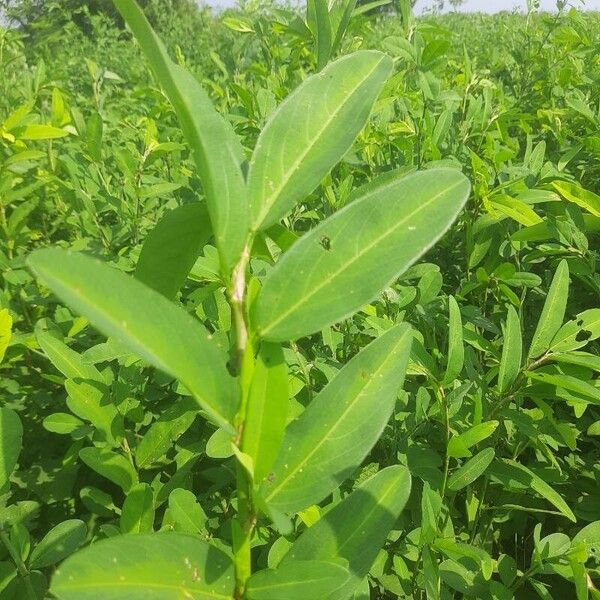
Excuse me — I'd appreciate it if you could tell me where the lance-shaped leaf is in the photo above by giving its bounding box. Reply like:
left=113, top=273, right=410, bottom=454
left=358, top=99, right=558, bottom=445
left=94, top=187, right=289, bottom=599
left=528, top=260, right=569, bottom=359
left=447, top=448, right=495, bottom=492
left=497, top=306, right=522, bottom=394
left=114, top=0, right=248, bottom=272
left=248, top=51, right=393, bottom=231
left=246, top=560, right=350, bottom=599
left=50, top=532, right=234, bottom=600
left=307, top=0, right=332, bottom=70
left=0, top=408, right=22, bottom=490
left=27, top=249, right=238, bottom=431
left=254, top=168, right=470, bottom=341
left=548, top=309, right=600, bottom=353
left=259, top=324, right=412, bottom=514
left=443, top=295, right=464, bottom=385
left=242, top=343, right=289, bottom=482
left=135, top=203, right=212, bottom=300
left=282, top=466, right=411, bottom=600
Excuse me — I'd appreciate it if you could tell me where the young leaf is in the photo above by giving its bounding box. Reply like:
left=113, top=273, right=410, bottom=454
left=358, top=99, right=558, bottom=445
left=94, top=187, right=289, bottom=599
left=120, top=483, right=155, bottom=534
left=242, top=343, right=289, bottom=482
left=135, top=203, right=212, bottom=300
left=50, top=533, right=234, bottom=600
left=282, top=466, right=411, bottom=600
left=27, top=249, right=238, bottom=431
left=254, top=169, right=470, bottom=341
left=0, top=308, right=12, bottom=363
left=168, top=489, right=207, bottom=535
left=307, top=0, right=332, bottom=70
left=114, top=0, right=248, bottom=272
left=528, top=260, right=569, bottom=359
left=79, top=447, right=138, bottom=493
left=30, top=520, right=87, bottom=569
left=442, top=295, right=464, bottom=385
left=447, top=448, right=495, bottom=492
left=248, top=51, right=392, bottom=231
left=447, top=421, right=499, bottom=459
left=260, top=324, right=412, bottom=514
left=0, top=408, right=23, bottom=490
left=246, top=560, right=349, bottom=599
left=497, top=306, right=522, bottom=394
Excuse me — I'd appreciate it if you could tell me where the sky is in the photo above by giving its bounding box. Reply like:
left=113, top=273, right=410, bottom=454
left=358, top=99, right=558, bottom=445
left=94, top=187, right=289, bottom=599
left=201, top=0, right=599, bottom=11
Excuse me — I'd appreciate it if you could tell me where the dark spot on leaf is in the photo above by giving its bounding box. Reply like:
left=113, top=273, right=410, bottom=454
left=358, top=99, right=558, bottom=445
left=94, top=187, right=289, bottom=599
left=361, top=370, right=370, bottom=380
left=319, top=236, right=331, bottom=250
left=575, top=329, right=592, bottom=342
left=577, top=319, right=584, bottom=326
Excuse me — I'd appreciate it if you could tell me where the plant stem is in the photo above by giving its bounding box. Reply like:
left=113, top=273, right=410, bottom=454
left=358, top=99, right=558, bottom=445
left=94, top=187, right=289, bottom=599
left=0, top=529, right=37, bottom=600
left=229, top=244, right=256, bottom=600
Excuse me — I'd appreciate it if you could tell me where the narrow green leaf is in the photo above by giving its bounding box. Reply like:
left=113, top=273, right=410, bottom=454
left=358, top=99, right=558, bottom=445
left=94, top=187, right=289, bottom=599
left=497, top=306, right=522, bottom=394
left=0, top=408, right=23, bottom=490
left=526, top=370, right=600, bottom=405
left=0, top=309, right=12, bottom=363
left=168, top=489, right=206, bottom=535
left=248, top=51, right=393, bottom=231
left=114, top=0, right=248, bottom=272
left=493, top=459, right=576, bottom=522
left=136, top=399, right=198, bottom=469
left=18, top=124, right=69, bottom=140
left=254, top=169, right=470, bottom=341
left=79, top=447, right=138, bottom=493
left=135, top=203, right=212, bottom=300
left=308, top=0, right=333, bottom=70
left=551, top=180, right=600, bottom=217
left=282, top=466, right=411, bottom=600
left=443, top=296, right=464, bottom=385
left=447, top=448, right=495, bottom=491
left=247, top=560, right=349, bottom=599
left=330, top=0, right=357, bottom=56
left=30, top=520, right=87, bottom=569
left=242, top=343, right=289, bottom=482
left=27, top=249, right=238, bottom=431
left=51, top=533, right=234, bottom=600
left=549, top=309, right=600, bottom=353
left=120, top=483, right=155, bottom=534
left=528, top=260, right=569, bottom=359
left=260, top=324, right=412, bottom=514
left=447, top=421, right=499, bottom=459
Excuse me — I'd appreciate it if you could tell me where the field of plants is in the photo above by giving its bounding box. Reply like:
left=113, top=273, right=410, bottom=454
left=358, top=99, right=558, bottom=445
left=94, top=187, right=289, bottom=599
left=0, top=0, right=599, bottom=598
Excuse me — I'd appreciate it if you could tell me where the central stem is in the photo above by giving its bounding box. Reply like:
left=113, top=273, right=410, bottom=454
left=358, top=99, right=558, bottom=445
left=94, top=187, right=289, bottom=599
left=229, top=245, right=256, bottom=600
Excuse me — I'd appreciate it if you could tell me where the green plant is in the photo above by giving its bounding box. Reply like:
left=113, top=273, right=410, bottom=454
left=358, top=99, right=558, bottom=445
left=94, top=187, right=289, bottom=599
left=18, top=1, right=473, bottom=598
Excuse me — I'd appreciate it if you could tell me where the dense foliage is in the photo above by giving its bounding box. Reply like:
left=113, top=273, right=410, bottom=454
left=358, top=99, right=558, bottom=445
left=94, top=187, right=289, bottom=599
left=0, top=0, right=599, bottom=598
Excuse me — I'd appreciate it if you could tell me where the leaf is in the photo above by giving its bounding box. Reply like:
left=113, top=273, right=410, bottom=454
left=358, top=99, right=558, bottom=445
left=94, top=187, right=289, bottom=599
left=242, top=343, right=289, bottom=482
left=254, top=169, right=470, bottom=341
left=447, top=448, right=495, bottom=491
left=549, top=309, right=600, bottom=353
left=330, top=0, right=357, bottom=55
left=526, top=370, right=600, bottom=405
left=443, top=296, right=464, bottom=385
left=307, top=0, right=332, bottom=70
left=86, top=112, right=103, bottom=162
left=135, top=399, right=198, bottom=469
left=528, top=260, right=570, bottom=359
left=120, top=483, right=155, bottom=534
left=135, top=203, right=212, bottom=299
left=551, top=180, right=600, bottom=217
left=447, top=421, right=499, bottom=459
left=0, top=408, right=23, bottom=490
left=114, top=0, right=248, bottom=272
left=50, top=532, right=234, bottom=600
left=260, top=324, right=412, bottom=514
left=168, top=489, right=207, bottom=535
left=282, top=466, right=411, bottom=600
left=30, top=520, right=87, bottom=569
left=36, top=329, right=103, bottom=382
left=247, top=560, right=349, bottom=599
left=27, top=249, right=238, bottom=431
left=0, top=309, right=12, bottom=363
left=572, top=520, right=600, bottom=553
left=497, top=306, right=522, bottom=394
left=248, top=51, right=392, bottom=231
left=491, top=459, right=576, bottom=522
left=79, top=447, right=138, bottom=493
left=18, top=124, right=69, bottom=140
